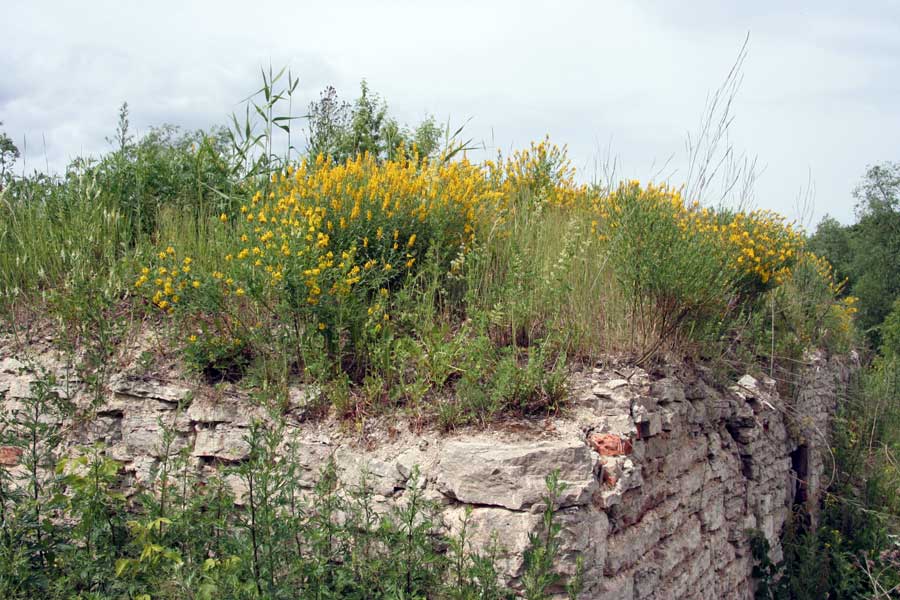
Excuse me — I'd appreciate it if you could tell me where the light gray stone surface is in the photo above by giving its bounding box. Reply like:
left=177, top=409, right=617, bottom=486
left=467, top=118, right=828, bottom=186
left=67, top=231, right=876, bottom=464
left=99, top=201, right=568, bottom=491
left=0, top=338, right=852, bottom=599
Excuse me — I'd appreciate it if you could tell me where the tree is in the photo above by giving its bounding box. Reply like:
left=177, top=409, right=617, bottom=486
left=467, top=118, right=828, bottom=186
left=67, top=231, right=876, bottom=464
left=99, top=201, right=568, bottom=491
left=855, top=163, right=900, bottom=215
left=811, top=162, right=900, bottom=347
left=851, top=163, right=900, bottom=340
left=306, top=86, right=351, bottom=161
left=348, top=79, right=389, bottom=158
left=0, top=121, right=20, bottom=188
left=305, top=81, right=441, bottom=164
left=807, top=216, right=853, bottom=285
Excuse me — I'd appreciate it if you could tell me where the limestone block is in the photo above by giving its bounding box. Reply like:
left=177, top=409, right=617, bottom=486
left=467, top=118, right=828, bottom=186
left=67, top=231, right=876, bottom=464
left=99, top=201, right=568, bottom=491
left=606, top=513, right=661, bottom=574
left=436, top=440, right=596, bottom=511
left=443, top=505, right=543, bottom=580
left=333, top=447, right=405, bottom=497
left=110, top=375, right=192, bottom=403
left=650, top=377, right=686, bottom=404
left=591, top=571, right=634, bottom=600
left=193, top=426, right=250, bottom=461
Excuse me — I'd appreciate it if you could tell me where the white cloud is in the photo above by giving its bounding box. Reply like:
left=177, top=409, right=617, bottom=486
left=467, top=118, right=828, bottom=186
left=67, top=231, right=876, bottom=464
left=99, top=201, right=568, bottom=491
left=3, top=0, right=899, bottom=224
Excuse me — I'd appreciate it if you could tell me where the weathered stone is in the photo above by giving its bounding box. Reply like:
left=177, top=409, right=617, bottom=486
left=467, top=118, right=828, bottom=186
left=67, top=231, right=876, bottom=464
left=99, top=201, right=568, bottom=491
left=595, top=413, right=637, bottom=435
left=111, top=375, right=192, bottom=403
left=0, top=357, right=26, bottom=374
left=193, top=426, right=250, bottom=461
left=334, top=448, right=405, bottom=496
left=436, top=440, right=596, bottom=511
left=633, top=565, right=661, bottom=599
left=651, top=377, right=686, bottom=404
left=0, top=335, right=851, bottom=599
left=592, top=571, right=634, bottom=599
left=186, top=393, right=264, bottom=426
left=607, top=378, right=630, bottom=390
left=285, top=384, right=320, bottom=420
left=444, top=506, right=543, bottom=581
left=0, top=446, right=23, bottom=466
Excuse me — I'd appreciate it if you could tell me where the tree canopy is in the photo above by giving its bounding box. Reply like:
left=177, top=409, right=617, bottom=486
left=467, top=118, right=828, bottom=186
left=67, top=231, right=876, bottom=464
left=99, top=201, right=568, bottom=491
left=809, top=162, right=900, bottom=349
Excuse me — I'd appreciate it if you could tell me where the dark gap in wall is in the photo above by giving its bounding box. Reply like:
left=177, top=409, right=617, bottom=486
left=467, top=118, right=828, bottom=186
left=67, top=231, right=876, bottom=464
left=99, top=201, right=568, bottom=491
left=789, top=444, right=812, bottom=531
left=790, top=444, right=809, bottom=507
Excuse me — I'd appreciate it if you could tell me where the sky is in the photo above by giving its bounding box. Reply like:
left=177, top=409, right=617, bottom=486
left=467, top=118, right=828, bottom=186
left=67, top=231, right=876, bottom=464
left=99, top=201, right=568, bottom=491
left=3, top=1, right=899, bottom=226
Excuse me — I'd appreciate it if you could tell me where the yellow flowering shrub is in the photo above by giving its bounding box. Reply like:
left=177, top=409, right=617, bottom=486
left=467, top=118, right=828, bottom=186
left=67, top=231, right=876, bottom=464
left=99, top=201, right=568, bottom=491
left=769, top=251, right=859, bottom=355
left=136, top=137, right=816, bottom=378
left=719, top=210, right=804, bottom=289
left=593, top=181, right=804, bottom=296
left=591, top=181, right=735, bottom=349
left=139, top=150, right=505, bottom=368
left=488, top=136, right=589, bottom=208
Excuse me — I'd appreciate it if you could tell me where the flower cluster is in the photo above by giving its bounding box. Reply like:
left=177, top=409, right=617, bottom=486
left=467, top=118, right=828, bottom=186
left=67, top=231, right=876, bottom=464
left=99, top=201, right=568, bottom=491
left=138, top=150, right=506, bottom=355
left=487, top=137, right=588, bottom=208
left=804, top=252, right=849, bottom=297
left=802, top=251, right=858, bottom=331
left=135, top=138, right=817, bottom=369
left=232, top=151, right=500, bottom=311
left=594, top=180, right=804, bottom=291
left=134, top=246, right=198, bottom=313
left=721, top=210, right=804, bottom=288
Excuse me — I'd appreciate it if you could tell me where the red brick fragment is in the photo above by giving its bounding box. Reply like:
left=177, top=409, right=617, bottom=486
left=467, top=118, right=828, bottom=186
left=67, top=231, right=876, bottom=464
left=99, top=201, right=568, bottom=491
left=602, top=470, right=618, bottom=486
left=0, top=446, right=23, bottom=467
left=589, top=433, right=632, bottom=456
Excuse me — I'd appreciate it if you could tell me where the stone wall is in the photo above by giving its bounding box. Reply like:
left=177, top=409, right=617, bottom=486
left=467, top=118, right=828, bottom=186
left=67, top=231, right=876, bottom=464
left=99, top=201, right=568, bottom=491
left=0, top=339, right=853, bottom=599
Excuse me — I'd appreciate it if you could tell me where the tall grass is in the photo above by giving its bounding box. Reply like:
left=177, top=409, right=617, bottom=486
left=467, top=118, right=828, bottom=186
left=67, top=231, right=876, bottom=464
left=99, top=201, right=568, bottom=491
left=0, top=70, right=850, bottom=429
left=465, top=201, right=619, bottom=358
left=0, top=170, right=129, bottom=302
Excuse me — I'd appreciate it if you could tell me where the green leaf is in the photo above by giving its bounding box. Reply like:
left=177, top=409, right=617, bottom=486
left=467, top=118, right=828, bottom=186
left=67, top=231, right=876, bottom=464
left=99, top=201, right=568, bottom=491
left=115, top=557, right=131, bottom=577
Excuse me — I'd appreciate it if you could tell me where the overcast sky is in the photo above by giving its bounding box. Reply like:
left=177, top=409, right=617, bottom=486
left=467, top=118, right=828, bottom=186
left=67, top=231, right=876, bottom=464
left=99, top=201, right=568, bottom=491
left=3, top=1, right=899, bottom=226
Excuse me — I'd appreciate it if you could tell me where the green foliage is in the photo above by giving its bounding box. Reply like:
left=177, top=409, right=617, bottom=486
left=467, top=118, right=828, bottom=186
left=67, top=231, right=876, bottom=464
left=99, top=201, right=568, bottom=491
left=751, top=358, right=900, bottom=599
left=0, top=386, right=591, bottom=598
left=520, top=470, right=584, bottom=600
left=306, top=81, right=442, bottom=164
left=3, top=66, right=835, bottom=429
left=748, top=529, right=780, bottom=600
left=879, top=299, right=900, bottom=359
left=809, top=162, right=900, bottom=346
left=0, top=121, right=19, bottom=187
left=791, top=160, right=900, bottom=598
left=601, top=183, right=735, bottom=362
left=806, top=216, right=852, bottom=284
